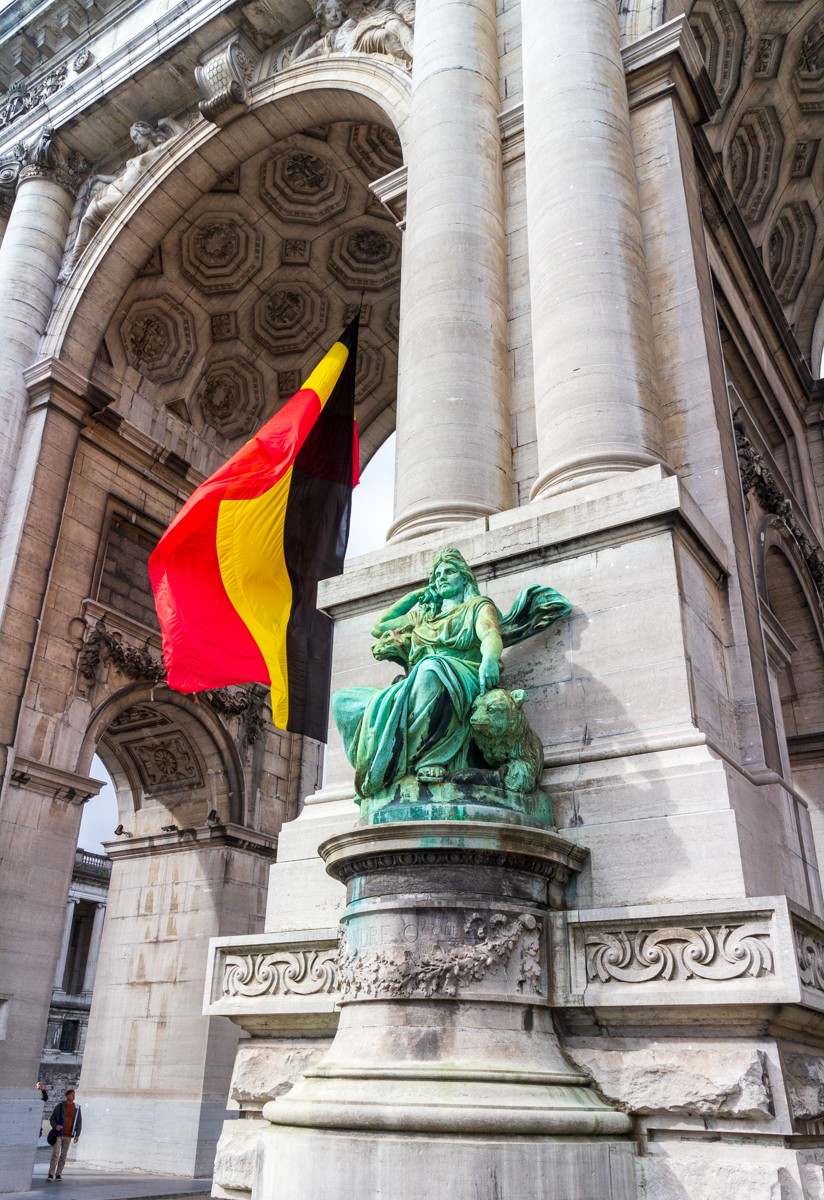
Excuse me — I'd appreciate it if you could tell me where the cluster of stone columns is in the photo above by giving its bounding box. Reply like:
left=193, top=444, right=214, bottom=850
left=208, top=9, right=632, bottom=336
left=53, top=895, right=107, bottom=996
left=390, top=0, right=668, bottom=540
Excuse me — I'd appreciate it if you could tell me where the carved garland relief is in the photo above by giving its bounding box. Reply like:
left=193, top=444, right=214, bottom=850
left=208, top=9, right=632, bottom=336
left=336, top=911, right=542, bottom=1001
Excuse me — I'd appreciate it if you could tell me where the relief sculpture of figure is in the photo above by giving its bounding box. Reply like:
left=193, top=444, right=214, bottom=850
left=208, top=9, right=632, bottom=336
left=289, top=0, right=415, bottom=70
left=331, top=548, right=571, bottom=827
left=58, top=118, right=185, bottom=282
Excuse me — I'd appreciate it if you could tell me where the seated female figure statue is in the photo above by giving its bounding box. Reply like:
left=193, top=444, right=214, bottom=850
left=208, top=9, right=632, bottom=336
left=331, top=548, right=570, bottom=802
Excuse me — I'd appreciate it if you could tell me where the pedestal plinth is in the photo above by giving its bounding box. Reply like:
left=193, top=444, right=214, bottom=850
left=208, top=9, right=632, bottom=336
left=257, top=821, right=636, bottom=1200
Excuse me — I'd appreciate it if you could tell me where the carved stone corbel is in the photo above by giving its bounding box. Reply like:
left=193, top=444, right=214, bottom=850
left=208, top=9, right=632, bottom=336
left=195, top=32, right=260, bottom=123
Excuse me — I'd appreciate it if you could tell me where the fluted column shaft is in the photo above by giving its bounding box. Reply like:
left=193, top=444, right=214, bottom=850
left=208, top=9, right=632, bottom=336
left=0, top=163, right=77, bottom=532
left=388, top=0, right=512, bottom=542
left=522, top=0, right=667, bottom=501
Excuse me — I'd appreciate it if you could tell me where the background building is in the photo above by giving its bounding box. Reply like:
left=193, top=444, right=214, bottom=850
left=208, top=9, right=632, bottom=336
left=39, top=848, right=110, bottom=1100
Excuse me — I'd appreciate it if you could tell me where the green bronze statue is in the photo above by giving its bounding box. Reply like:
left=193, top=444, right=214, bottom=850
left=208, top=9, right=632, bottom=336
left=331, top=548, right=571, bottom=827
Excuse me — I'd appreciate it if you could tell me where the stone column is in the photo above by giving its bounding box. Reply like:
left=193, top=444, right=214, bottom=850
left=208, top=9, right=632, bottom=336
left=53, top=898, right=77, bottom=991
left=0, top=130, right=85, bottom=535
left=521, top=0, right=667, bottom=501
left=388, top=0, right=511, bottom=542
left=82, top=902, right=106, bottom=994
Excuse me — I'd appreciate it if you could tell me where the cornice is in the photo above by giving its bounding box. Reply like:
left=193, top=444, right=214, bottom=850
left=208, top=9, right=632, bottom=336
left=622, top=15, right=719, bottom=124
left=104, top=822, right=279, bottom=860
left=10, top=754, right=106, bottom=802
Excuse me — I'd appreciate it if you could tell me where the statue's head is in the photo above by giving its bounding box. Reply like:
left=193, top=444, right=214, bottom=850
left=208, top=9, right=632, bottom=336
left=420, top=548, right=480, bottom=617
left=130, top=121, right=165, bottom=153
left=315, top=0, right=347, bottom=27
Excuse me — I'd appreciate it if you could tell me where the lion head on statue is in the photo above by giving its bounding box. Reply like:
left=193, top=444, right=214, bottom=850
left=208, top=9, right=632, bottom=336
left=469, top=688, right=544, bottom=796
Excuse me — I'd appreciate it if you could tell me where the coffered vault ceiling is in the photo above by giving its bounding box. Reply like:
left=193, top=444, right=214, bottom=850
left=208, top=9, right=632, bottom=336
left=97, top=120, right=403, bottom=480
left=685, top=0, right=824, bottom=362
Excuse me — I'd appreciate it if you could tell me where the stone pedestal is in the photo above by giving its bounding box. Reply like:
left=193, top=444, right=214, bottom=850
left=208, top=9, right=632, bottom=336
left=257, top=821, right=634, bottom=1199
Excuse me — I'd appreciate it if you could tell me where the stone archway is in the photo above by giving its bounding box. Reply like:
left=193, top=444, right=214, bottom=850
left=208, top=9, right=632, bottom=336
left=44, top=65, right=411, bottom=471
left=73, top=682, right=279, bottom=1177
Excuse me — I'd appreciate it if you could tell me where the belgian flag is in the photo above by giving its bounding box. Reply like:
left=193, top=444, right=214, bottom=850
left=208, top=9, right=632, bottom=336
left=149, top=318, right=359, bottom=742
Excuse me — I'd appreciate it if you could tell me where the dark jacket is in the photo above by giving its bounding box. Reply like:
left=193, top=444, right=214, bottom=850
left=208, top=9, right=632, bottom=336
left=49, top=1102, right=82, bottom=1137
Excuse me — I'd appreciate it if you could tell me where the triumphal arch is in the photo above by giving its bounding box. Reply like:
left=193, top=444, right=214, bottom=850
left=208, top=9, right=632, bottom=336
left=1, top=0, right=824, bottom=1195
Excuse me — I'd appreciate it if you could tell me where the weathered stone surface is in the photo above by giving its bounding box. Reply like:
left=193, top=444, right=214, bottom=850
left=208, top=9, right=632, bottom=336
left=230, top=1039, right=329, bottom=1104
left=783, top=1052, right=824, bottom=1121
left=568, top=1047, right=774, bottom=1119
left=636, top=1156, right=799, bottom=1200
left=213, top=1123, right=261, bottom=1193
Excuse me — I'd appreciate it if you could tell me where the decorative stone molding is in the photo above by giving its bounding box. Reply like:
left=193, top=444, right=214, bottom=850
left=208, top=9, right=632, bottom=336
left=210, top=312, right=237, bottom=341
left=195, top=31, right=260, bottom=122
left=752, top=34, right=784, bottom=80
left=688, top=0, right=744, bottom=116
left=328, top=225, right=401, bottom=292
left=794, top=14, right=824, bottom=113
left=0, top=63, right=68, bottom=130
left=369, top=165, right=407, bottom=226
left=784, top=1052, right=824, bottom=1122
left=260, top=145, right=349, bottom=224
left=223, top=950, right=337, bottom=998
left=585, top=922, right=774, bottom=984
left=767, top=200, right=816, bottom=304
left=735, top=424, right=824, bottom=602
left=125, top=733, right=203, bottom=793
left=253, top=283, right=328, bottom=354
left=120, top=294, right=196, bottom=383
left=337, top=911, right=542, bottom=1001
left=77, top=621, right=166, bottom=683
left=791, top=140, right=819, bottom=179
left=347, top=123, right=403, bottom=181
left=728, top=107, right=783, bottom=224
left=10, top=756, right=106, bottom=803
left=196, top=358, right=264, bottom=439
left=795, top=925, right=824, bottom=993
left=181, top=212, right=263, bottom=294
left=18, top=125, right=87, bottom=195
left=204, top=930, right=341, bottom=1034
left=355, top=344, right=384, bottom=401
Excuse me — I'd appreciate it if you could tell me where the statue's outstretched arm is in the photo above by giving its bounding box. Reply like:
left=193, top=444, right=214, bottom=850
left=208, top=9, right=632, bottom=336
left=476, top=604, right=503, bottom=694
left=371, top=588, right=425, bottom=638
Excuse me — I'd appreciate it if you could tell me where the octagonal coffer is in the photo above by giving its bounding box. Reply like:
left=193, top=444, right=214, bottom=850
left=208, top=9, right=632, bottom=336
left=253, top=283, right=329, bottom=355
left=181, top=212, right=264, bottom=294
left=120, top=293, right=196, bottom=382
left=260, top=145, right=349, bottom=225
left=328, top=226, right=401, bottom=292
left=196, top=357, right=265, bottom=439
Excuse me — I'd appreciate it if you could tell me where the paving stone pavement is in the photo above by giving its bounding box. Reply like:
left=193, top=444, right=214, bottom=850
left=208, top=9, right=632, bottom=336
left=1, top=1148, right=213, bottom=1200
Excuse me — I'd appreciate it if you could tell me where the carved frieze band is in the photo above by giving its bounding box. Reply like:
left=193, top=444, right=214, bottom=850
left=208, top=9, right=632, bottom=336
left=223, top=950, right=337, bottom=997
left=337, top=911, right=541, bottom=1001
left=585, top=922, right=774, bottom=984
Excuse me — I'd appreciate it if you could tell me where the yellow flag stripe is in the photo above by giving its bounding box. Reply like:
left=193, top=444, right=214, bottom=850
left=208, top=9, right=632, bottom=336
left=216, top=468, right=294, bottom=729
left=300, top=341, right=349, bottom=408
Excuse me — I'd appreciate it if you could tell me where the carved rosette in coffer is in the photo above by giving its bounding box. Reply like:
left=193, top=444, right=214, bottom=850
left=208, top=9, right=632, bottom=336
left=181, top=212, right=263, bottom=294
left=337, top=904, right=544, bottom=1003
left=196, top=358, right=264, bottom=438
left=260, top=145, right=349, bottom=224
left=253, top=284, right=328, bottom=355
left=120, top=294, right=196, bottom=382
left=328, top=226, right=401, bottom=292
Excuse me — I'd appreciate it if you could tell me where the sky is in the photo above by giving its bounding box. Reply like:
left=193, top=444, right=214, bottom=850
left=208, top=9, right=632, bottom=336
left=78, top=432, right=397, bottom=854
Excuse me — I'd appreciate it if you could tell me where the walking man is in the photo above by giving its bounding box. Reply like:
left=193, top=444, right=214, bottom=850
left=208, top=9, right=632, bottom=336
left=47, top=1089, right=81, bottom=1180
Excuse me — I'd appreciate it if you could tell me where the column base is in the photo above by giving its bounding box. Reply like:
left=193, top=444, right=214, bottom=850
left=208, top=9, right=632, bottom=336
left=529, top=449, right=669, bottom=503
left=255, top=1125, right=638, bottom=1200
left=387, top=500, right=503, bottom=543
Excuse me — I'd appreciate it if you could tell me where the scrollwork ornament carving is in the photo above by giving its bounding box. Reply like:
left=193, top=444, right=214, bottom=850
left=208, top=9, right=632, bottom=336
left=585, top=923, right=773, bottom=984
left=195, top=32, right=260, bottom=122
left=336, top=911, right=542, bottom=1000
left=795, top=927, right=824, bottom=993
left=223, top=950, right=337, bottom=996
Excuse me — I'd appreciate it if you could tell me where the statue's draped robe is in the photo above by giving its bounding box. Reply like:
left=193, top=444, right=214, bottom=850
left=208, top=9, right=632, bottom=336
left=332, top=586, right=570, bottom=800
